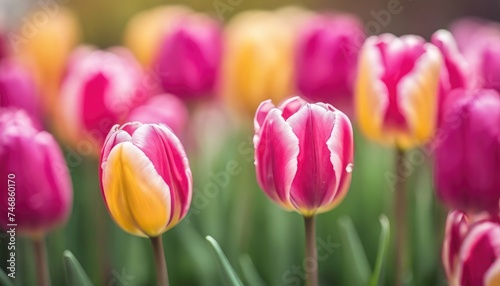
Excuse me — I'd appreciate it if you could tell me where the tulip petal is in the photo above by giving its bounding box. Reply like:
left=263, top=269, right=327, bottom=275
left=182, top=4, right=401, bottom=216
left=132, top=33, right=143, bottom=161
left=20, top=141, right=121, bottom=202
left=288, top=104, right=337, bottom=216
left=278, top=96, right=308, bottom=120
left=131, top=124, right=192, bottom=228
left=485, top=259, right=500, bottom=286
left=254, top=99, right=275, bottom=134
left=254, top=109, right=298, bottom=210
left=103, top=142, right=171, bottom=237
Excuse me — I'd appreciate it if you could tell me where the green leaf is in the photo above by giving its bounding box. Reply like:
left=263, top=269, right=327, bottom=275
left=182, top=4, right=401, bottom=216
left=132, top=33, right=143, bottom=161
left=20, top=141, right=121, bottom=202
left=369, top=215, right=391, bottom=286
left=205, top=236, right=244, bottom=286
left=63, top=250, right=93, bottom=286
left=0, top=267, right=14, bottom=286
left=338, top=216, right=371, bottom=286
left=239, top=254, right=265, bottom=286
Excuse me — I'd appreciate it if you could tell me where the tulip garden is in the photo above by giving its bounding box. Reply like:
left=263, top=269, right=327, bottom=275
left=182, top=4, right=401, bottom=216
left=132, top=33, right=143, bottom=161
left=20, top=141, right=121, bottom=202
left=1, top=1, right=500, bottom=286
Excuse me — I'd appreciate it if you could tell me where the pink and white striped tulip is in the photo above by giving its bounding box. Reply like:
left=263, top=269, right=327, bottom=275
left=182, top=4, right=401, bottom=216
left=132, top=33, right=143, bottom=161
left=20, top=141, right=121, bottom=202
left=443, top=210, right=470, bottom=285
left=457, top=221, right=500, bottom=286
left=296, top=13, right=365, bottom=115
left=253, top=96, right=354, bottom=217
left=431, top=30, right=470, bottom=126
left=0, top=109, right=72, bottom=236
left=59, top=46, right=148, bottom=151
left=99, top=122, right=192, bottom=237
left=126, top=94, right=188, bottom=137
left=355, top=34, right=442, bottom=150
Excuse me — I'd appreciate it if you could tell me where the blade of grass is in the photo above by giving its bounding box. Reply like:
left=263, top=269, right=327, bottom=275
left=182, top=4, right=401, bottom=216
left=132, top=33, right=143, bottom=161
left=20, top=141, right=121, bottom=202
left=63, top=250, right=93, bottom=286
left=369, top=215, right=391, bottom=286
left=338, top=216, right=371, bottom=285
left=206, top=236, right=243, bottom=286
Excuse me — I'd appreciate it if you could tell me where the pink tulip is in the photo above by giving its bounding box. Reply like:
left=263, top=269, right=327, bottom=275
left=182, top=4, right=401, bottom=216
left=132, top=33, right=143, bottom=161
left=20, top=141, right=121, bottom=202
left=434, top=89, right=500, bottom=214
left=0, top=109, right=72, bottom=235
left=59, top=46, right=148, bottom=150
left=296, top=13, right=365, bottom=115
left=355, top=34, right=442, bottom=150
left=0, top=59, right=41, bottom=126
left=443, top=210, right=470, bottom=284
left=458, top=221, right=500, bottom=286
left=99, top=122, right=192, bottom=237
left=126, top=94, right=188, bottom=137
left=431, top=30, right=470, bottom=126
left=253, top=96, right=354, bottom=216
left=156, top=14, right=222, bottom=100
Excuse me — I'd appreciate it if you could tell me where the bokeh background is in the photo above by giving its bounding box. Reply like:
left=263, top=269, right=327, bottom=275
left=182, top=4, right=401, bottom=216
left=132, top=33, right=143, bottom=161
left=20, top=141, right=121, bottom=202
left=1, top=0, right=499, bottom=285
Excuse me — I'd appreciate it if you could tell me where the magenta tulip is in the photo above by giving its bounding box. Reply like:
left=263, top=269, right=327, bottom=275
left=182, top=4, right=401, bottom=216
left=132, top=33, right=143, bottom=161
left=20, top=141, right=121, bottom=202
left=434, top=89, right=500, bottom=213
left=253, top=96, right=354, bottom=217
left=443, top=210, right=470, bottom=285
left=99, top=122, right=192, bottom=238
left=126, top=94, right=188, bottom=137
left=431, top=30, right=470, bottom=126
left=0, top=59, right=41, bottom=126
left=458, top=221, right=500, bottom=286
left=296, top=13, right=365, bottom=115
left=59, top=46, right=147, bottom=151
left=0, top=109, right=72, bottom=235
left=156, top=14, right=222, bottom=100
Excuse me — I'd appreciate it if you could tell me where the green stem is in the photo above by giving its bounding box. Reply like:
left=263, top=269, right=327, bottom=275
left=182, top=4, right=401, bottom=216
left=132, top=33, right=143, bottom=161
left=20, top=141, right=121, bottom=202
left=394, top=148, right=407, bottom=286
left=150, top=236, right=169, bottom=286
left=33, top=236, right=50, bottom=286
left=304, top=215, right=318, bottom=286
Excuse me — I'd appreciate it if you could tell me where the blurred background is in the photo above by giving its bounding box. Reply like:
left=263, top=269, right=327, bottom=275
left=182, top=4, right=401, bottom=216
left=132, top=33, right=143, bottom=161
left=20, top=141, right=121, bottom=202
left=1, top=0, right=499, bottom=285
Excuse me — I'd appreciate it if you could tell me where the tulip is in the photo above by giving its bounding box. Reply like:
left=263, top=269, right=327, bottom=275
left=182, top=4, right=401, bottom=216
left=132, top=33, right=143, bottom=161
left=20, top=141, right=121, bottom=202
left=126, top=94, right=188, bottom=136
left=124, top=5, right=192, bottom=67
left=434, top=89, right=500, bottom=214
left=100, top=122, right=192, bottom=285
left=155, top=13, right=222, bottom=100
left=222, top=11, right=295, bottom=116
left=0, top=59, right=41, bottom=126
left=254, top=96, right=353, bottom=286
left=296, top=13, right=365, bottom=115
left=457, top=221, right=500, bottom=286
left=355, top=34, right=442, bottom=150
left=58, top=46, right=147, bottom=152
left=0, top=108, right=73, bottom=286
left=15, top=8, right=80, bottom=119
left=431, top=30, right=470, bottom=126
left=442, top=210, right=470, bottom=285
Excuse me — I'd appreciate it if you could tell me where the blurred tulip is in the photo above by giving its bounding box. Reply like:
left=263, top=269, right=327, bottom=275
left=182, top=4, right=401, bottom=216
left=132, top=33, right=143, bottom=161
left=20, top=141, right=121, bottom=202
left=222, top=11, right=295, bottom=116
left=355, top=34, right=442, bottom=150
left=156, top=13, right=222, bottom=100
left=0, top=58, right=41, bottom=126
left=253, top=96, right=354, bottom=217
left=431, top=30, right=470, bottom=126
left=124, top=5, right=192, bottom=67
left=16, top=8, right=80, bottom=118
left=457, top=221, right=500, bottom=286
left=0, top=109, right=72, bottom=236
left=126, top=94, right=188, bottom=136
left=58, top=46, right=147, bottom=152
left=449, top=17, right=491, bottom=53
left=99, top=122, right=192, bottom=237
left=296, top=13, right=365, bottom=115
left=443, top=210, right=470, bottom=285
left=435, top=89, right=500, bottom=214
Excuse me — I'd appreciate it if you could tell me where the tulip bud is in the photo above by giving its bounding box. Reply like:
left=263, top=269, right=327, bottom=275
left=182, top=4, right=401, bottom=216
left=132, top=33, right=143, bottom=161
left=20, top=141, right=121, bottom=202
left=355, top=34, right=442, bottom=150
left=124, top=5, right=192, bottom=67
left=443, top=210, right=470, bottom=285
left=58, top=46, right=147, bottom=152
left=0, top=59, right=41, bottom=126
left=156, top=13, right=222, bottom=100
left=431, top=30, right=470, bottom=126
left=126, top=94, right=188, bottom=137
left=253, top=96, right=354, bottom=217
left=296, top=13, right=365, bottom=115
left=222, top=11, right=295, bottom=116
left=0, top=109, right=72, bottom=236
left=457, top=221, right=500, bottom=286
left=435, top=89, right=500, bottom=213
left=99, top=123, right=192, bottom=237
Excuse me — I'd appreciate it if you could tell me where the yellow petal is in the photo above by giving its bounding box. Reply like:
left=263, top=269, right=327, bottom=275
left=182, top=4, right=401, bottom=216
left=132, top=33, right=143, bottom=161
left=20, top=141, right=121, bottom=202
left=103, top=142, right=171, bottom=237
